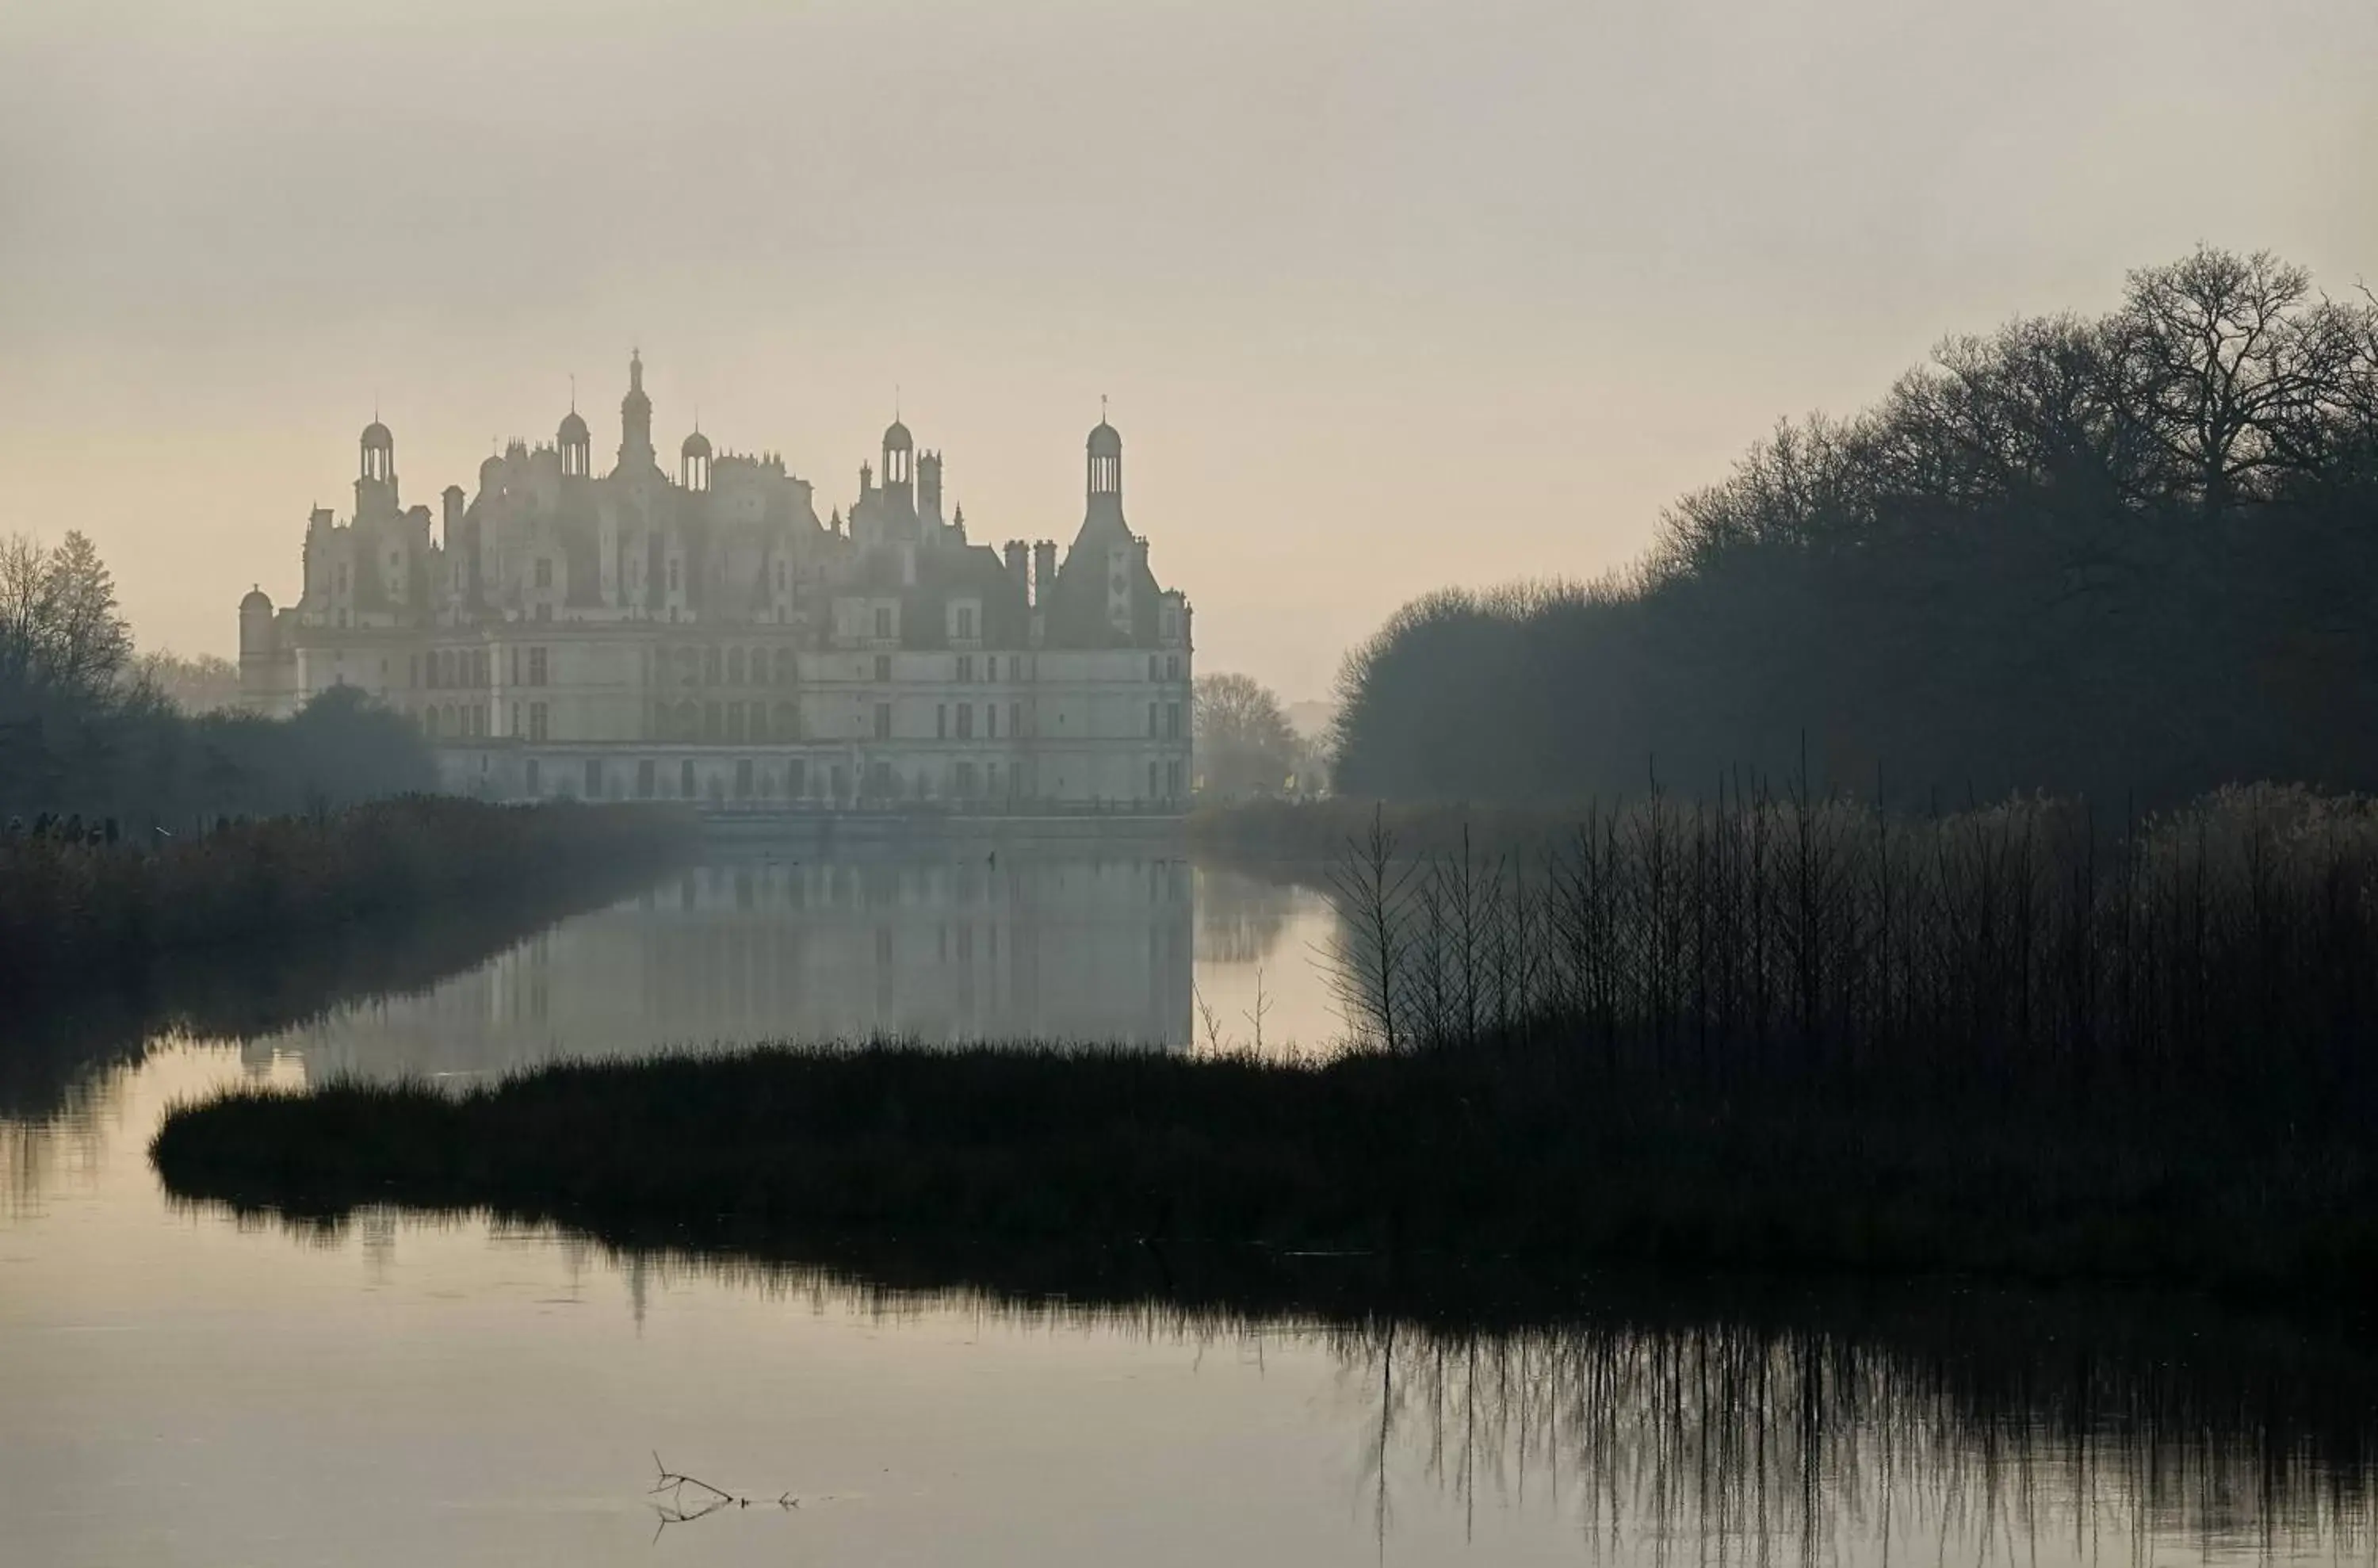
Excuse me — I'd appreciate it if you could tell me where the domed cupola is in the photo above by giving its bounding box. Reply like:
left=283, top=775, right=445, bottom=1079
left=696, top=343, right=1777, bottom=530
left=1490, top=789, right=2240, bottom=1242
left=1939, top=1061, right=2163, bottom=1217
left=1087, top=408, right=1122, bottom=502
left=558, top=407, right=591, bottom=478
left=881, top=416, right=914, bottom=491
left=680, top=429, right=713, bottom=492
left=360, top=419, right=395, bottom=485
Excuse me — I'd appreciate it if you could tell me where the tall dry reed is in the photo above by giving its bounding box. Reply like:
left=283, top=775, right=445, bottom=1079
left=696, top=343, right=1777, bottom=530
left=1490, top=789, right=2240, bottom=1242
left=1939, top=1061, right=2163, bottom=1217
left=1324, top=783, right=2378, bottom=1126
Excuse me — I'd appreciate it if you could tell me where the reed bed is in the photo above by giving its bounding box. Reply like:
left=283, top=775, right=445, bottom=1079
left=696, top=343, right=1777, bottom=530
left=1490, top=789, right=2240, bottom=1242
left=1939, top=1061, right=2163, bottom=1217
left=0, top=797, right=694, bottom=1005
left=1322, top=782, right=2378, bottom=1127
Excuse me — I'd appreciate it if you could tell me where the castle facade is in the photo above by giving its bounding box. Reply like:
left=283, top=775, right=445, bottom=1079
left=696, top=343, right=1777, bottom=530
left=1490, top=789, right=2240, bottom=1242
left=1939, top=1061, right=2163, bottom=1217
left=238, top=355, right=1194, bottom=809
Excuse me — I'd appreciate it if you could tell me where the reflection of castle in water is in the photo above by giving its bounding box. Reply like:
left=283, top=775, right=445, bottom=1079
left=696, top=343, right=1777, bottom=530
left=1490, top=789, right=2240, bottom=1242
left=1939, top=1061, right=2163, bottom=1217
left=262, top=851, right=1195, bottom=1079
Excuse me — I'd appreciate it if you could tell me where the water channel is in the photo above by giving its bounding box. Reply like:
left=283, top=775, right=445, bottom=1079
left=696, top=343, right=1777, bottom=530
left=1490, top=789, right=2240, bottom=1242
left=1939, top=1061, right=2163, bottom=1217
left=2, top=840, right=2370, bottom=1565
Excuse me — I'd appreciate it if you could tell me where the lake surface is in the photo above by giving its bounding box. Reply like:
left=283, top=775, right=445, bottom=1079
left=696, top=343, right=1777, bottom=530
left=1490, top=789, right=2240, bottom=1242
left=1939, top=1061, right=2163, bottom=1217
left=3, top=840, right=2372, bottom=1566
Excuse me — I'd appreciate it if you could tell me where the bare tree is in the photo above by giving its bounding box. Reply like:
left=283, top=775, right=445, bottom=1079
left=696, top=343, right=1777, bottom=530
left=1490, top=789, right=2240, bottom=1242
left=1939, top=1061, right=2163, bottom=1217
left=1194, top=671, right=1298, bottom=799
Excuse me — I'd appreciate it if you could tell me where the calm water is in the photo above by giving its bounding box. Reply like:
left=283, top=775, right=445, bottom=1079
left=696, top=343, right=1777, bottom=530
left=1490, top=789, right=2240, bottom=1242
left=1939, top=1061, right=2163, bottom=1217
left=2, top=843, right=2372, bottom=1566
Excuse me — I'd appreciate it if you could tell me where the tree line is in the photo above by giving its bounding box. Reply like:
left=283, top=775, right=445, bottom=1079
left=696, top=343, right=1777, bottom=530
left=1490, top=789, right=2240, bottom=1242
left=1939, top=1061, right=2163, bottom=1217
left=1335, top=248, right=2378, bottom=806
left=0, top=530, right=431, bottom=828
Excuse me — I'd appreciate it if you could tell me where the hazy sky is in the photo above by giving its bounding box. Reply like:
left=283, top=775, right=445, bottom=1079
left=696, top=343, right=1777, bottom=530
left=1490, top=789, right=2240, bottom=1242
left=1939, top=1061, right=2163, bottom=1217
left=2, top=0, right=2373, bottom=698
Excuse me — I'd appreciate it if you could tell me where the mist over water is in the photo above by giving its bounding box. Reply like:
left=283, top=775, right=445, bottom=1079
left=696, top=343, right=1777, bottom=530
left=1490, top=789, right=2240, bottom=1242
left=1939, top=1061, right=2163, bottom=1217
left=0, top=842, right=2369, bottom=1565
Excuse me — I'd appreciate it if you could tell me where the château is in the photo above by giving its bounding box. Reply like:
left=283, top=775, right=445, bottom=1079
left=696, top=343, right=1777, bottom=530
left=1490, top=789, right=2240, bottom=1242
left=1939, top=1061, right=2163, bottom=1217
left=238, top=355, right=1194, bottom=808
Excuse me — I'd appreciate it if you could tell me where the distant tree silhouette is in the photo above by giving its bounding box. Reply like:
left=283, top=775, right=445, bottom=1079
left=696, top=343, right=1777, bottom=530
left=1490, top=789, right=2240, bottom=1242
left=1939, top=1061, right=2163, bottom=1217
left=135, top=650, right=242, bottom=715
left=0, top=531, right=432, bottom=822
left=1195, top=672, right=1298, bottom=799
left=1336, top=248, right=2378, bottom=805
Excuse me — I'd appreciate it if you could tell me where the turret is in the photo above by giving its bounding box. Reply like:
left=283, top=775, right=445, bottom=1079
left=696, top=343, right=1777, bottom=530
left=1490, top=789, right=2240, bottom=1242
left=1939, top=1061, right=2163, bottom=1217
left=681, top=430, right=712, bottom=493
left=878, top=419, right=916, bottom=535
left=356, top=418, right=399, bottom=519
left=617, top=350, right=654, bottom=473
left=239, top=587, right=274, bottom=658
left=238, top=586, right=277, bottom=706
left=559, top=406, right=591, bottom=479
left=917, top=449, right=942, bottom=522
left=1088, top=415, right=1121, bottom=497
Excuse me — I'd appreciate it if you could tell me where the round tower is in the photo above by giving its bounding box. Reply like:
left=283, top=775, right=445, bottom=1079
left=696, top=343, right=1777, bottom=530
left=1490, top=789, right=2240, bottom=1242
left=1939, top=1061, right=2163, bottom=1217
left=238, top=586, right=276, bottom=707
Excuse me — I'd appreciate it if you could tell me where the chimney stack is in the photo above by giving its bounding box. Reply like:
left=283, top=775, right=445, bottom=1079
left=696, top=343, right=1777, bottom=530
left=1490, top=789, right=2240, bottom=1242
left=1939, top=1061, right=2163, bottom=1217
left=1032, top=541, right=1058, bottom=607
left=1004, top=540, right=1030, bottom=602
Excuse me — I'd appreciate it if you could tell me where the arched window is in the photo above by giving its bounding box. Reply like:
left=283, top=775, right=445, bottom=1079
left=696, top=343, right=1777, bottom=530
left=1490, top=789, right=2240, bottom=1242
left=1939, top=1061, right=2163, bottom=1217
left=728, top=646, right=746, bottom=684
left=680, top=759, right=696, bottom=798
left=776, top=648, right=796, bottom=685
left=774, top=702, right=796, bottom=740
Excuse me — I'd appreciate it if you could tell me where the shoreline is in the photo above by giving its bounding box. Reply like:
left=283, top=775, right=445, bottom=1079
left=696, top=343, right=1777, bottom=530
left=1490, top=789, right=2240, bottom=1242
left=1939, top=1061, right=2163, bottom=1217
left=0, top=800, right=696, bottom=1117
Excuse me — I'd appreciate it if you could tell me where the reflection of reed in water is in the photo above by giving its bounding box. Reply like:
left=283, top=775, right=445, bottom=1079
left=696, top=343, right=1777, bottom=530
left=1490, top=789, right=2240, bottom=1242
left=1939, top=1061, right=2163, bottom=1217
left=1194, top=865, right=1298, bottom=967
left=228, top=1206, right=2378, bottom=1563
left=1336, top=1302, right=2377, bottom=1562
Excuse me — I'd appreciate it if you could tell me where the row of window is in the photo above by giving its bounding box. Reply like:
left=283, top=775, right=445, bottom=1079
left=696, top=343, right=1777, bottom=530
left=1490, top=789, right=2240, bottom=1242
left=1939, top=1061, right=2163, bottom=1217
left=874, top=701, right=1029, bottom=741
left=410, top=646, right=549, bottom=689
left=416, top=701, right=541, bottom=740
left=421, top=703, right=487, bottom=740
left=655, top=644, right=799, bottom=689
left=428, top=695, right=1191, bottom=748
left=935, top=702, right=1011, bottom=740
left=654, top=700, right=801, bottom=744
left=407, top=645, right=1166, bottom=696
left=519, top=755, right=1030, bottom=805
left=417, top=648, right=491, bottom=690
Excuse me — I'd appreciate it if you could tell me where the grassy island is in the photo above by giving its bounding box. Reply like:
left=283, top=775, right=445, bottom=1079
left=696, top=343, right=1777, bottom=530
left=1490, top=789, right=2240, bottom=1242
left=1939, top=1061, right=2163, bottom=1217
left=151, top=1035, right=2377, bottom=1301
